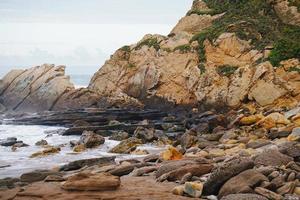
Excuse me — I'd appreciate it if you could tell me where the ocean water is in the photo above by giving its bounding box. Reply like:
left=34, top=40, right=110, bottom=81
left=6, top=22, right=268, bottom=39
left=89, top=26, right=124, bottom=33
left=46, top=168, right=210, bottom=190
left=0, top=125, right=163, bottom=178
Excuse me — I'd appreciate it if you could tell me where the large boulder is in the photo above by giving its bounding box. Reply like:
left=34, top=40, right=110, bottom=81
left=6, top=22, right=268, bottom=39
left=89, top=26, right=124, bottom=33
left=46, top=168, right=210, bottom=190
left=218, top=169, right=268, bottom=198
left=203, top=157, right=254, bottom=195
left=0, top=64, right=74, bottom=112
left=80, top=131, right=105, bottom=148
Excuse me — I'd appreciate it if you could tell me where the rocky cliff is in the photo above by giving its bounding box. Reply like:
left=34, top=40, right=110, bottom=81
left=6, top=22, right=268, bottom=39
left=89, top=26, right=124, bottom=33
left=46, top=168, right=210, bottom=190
left=1, top=0, right=299, bottom=113
left=89, top=0, right=300, bottom=110
left=0, top=64, right=99, bottom=112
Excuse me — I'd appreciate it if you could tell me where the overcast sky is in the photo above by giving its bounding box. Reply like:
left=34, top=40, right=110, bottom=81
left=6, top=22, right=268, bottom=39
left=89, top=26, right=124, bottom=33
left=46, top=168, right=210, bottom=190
left=0, top=0, right=193, bottom=76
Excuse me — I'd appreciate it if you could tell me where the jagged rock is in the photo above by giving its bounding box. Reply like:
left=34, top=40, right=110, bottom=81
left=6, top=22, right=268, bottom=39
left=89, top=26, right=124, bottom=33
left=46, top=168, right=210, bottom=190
left=80, top=131, right=105, bottom=148
left=109, top=137, right=142, bottom=154
left=203, top=157, right=254, bottom=195
left=30, top=146, right=61, bottom=158
left=133, top=127, right=156, bottom=143
left=171, top=13, right=222, bottom=35
left=0, top=137, right=21, bottom=147
left=52, top=88, right=100, bottom=111
left=0, top=64, right=74, bottom=112
left=35, top=139, right=48, bottom=146
left=160, top=146, right=183, bottom=161
left=61, top=172, right=120, bottom=191
left=109, top=131, right=129, bottom=141
left=218, top=169, right=268, bottom=198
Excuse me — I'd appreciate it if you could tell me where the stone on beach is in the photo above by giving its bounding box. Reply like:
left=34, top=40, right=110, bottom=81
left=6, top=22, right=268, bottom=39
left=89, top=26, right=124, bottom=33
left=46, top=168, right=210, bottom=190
left=61, top=172, right=121, bottom=191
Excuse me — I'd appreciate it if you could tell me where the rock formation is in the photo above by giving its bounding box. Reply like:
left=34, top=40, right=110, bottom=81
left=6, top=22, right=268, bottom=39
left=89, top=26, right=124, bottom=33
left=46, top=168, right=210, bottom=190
left=88, top=0, right=300, bottom=110
left=0, top=0, right=299, bottom=113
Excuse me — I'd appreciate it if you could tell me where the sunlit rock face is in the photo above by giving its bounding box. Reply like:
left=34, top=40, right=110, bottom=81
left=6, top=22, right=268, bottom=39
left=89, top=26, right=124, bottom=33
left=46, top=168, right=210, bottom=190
left=88, top=0, right=300, bottom=110
left=0, top=64, right=100, bottom=112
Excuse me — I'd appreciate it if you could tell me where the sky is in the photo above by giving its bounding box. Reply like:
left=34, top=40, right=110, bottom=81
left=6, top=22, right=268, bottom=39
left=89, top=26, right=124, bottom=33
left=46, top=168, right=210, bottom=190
left=0, top=0, right=193, bottom=77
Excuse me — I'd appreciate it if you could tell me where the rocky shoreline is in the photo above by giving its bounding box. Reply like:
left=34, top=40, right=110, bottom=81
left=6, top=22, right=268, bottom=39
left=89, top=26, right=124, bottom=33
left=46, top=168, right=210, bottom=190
left=0, top=106, right=300, bottom=199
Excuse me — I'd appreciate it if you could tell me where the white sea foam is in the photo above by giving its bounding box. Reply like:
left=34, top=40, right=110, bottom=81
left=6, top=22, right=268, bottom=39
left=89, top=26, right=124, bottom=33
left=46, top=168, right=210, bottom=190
left=0, top=125, right=164, bottom=178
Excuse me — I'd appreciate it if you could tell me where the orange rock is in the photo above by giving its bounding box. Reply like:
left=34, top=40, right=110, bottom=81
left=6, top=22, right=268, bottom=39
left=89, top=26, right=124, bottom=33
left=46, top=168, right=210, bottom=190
left=161, top=146, right=183, bottom=161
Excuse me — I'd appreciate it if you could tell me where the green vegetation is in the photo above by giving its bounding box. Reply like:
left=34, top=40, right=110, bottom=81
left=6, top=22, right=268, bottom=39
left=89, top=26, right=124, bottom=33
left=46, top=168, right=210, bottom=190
left=269, top=27, right=300, bottom=66
left=127, top=63, right=136, bottom=68
left=135, top=38, right=160, bottom=51
left=187, top=9, right=220, bottom=16
left=217, top=65, right=238, bottom=77
left=288, top=66, right=300, bottom=73
left=198, top=63, right=206, bottom=74
left=174, top=44, right=192, bottom=53
left=189, top=0, right=300, bottom=67
left=120, top=45, right=131, bottom=52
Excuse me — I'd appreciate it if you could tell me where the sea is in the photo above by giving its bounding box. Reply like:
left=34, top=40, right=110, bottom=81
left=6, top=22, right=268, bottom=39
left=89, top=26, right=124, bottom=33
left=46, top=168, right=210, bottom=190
left=0, top=124, right=162, bottom=178
left=0, top=67, right=164, bottom=178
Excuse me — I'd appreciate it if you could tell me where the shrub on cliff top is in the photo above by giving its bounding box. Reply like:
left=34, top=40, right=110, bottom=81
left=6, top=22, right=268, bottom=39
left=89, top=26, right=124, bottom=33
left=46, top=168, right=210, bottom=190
left=190, top=0, right=300, bottom=67
left=135, top=38, right=160, bottom=51
left=217, top=65, right=238, bottom=77
left=174, top=44, right=192, bottom=53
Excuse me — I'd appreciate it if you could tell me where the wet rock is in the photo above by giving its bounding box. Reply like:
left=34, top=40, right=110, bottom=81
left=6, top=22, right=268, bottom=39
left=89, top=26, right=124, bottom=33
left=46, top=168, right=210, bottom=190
left=0, top=137, right=21, bottom=146
left=221, top=194, right=268, bottom=200
left=62, top=172, right=120, bottom=191
left=73, top=144, right=86, bottom=152
left=11, top=142, right=29, bottom=149
left=0, top=177, right=20, bottom=189
left=254, top=149, right=293, bottom=167
left=218, top=169, right=268, bottom=198
left=70, top=140, right=80, bottom=147
left=254, top=187, right=283, bottom=200
left=73, top=120, right=91, bottom=127
left=109, top=131, right=129, bottom=141
left=180, top=132, right=197, bottom=149
left=160, top=146, right=183, bottom=161
left=183, top=182, right=203, bottom=198
left=30, top=146, right=61, bottom=158
left=133, top=127, right=156, bottom=143
left=131, top=149, right=149, bottom=155
left=60, top=156, right=116, bottom=171
left=80, top=131, right=105, bottom=148
left=20, top=170, right=61, bottom=183
left=203, top=157, right=254, bottom=195
left=287, top=127, right=300, bottom=142
left=35, top=139, right=48, bottom=146
left=109, top=137, right=142, bottom=154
